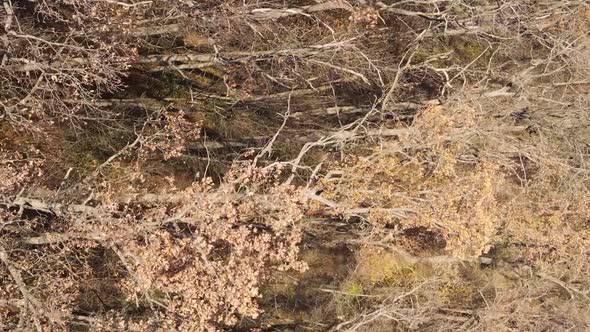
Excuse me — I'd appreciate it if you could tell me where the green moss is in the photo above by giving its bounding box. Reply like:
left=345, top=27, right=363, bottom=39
left=436, top=279, right=479, bottom=307
left=412, top=49, right=431, bottom=63
left=342, top=281, right=364, bottom=296
left=448, top=37, right=488, bottom=63
left=148, top=288, right=167, bottom=303
left=414, top=37, right=489, bottom=68
left=273, top=141, right=303, bottom=159
left=74, top=152, right=100, bottom=170
left=168, top=82, right=191, bottom=99
left=56, top=125, right=137, bottom=177
left=262, top=278, right=298, bottom=301
left=350, top=248, right=441, bottom=291
left=198, top=65, right=225, bottom=80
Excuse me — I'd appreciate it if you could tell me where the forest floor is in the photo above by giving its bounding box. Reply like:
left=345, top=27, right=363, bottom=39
left=2, top=1, right=590, bottom=331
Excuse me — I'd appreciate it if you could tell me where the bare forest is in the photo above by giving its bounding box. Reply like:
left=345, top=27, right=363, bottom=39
left=1, top=0, right=590, bottom=331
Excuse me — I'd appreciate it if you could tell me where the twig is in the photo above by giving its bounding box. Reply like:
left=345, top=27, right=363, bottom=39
left=536, top=272, right=590, bottom=300
left=3, top=0, right=14, bottom=32
left=256, top=92, right=292, bottom=159
left=83, top=128, right=144, bottom=183
left=319, top=288, right=381, bottom=298
left=103, top=0, right=152, bottom=8
left=381, top=49, right=416, bottom=112
left=0, top=244, right=64, bottom=329
left=249, top=1, right=353, bottom=20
